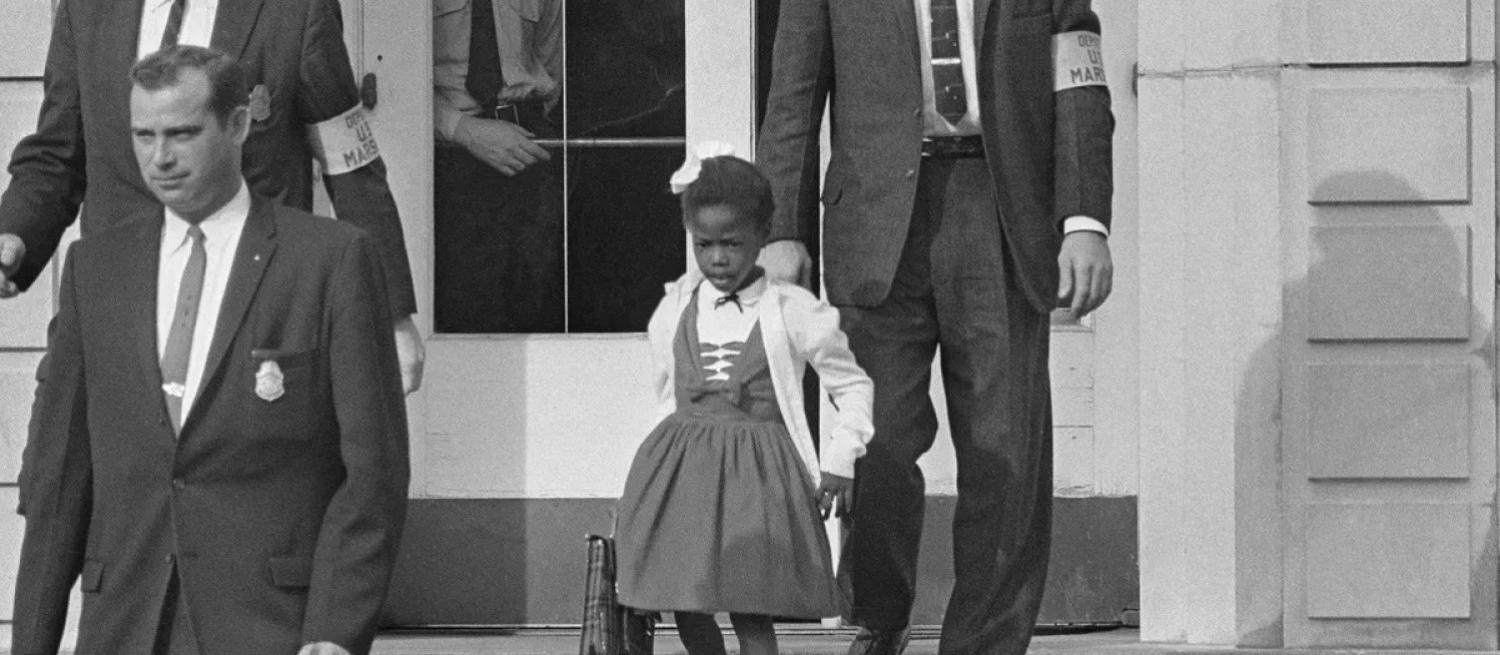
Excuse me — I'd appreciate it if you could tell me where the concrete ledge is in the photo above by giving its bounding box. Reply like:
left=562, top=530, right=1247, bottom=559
left=382, top=496, right=1138, bottom=626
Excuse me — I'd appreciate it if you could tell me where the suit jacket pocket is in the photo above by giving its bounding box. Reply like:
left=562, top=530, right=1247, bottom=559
left=80, top=560, right=105, bottom=593
left=246, top=349, right=317, bottom=439
left=268, top=556, right=313, bottom=588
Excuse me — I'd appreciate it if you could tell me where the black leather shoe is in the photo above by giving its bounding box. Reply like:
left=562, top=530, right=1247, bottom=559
left=845, top=627, right=911, bottom=655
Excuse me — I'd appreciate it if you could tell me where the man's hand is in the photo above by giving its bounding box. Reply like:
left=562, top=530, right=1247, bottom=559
left=454, top=115, right=550, bottom=177
left=297, top=642, right=351, bottom=655
left=393, top=315, right=425, bottom=395
left=817, top=472, right=855, bottom=520
left=1057, top=230, right=1113, bottom=319
left=0, top=234, right=26, bottom=298
left=757, top=239, right=812, bottom=289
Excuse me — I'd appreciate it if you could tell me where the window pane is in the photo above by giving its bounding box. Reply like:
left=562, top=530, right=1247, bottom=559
left=563, top=0, right=685, bottom=332
left=565, top=147, right=685, bottom=332
left=432, top=0, right=684, bottom=334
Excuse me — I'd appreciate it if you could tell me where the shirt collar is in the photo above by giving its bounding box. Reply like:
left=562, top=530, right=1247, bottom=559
left=163, top=181, right=251, bottom=252
left=702, top=269, right=767, bottom=311
left=146, top=0, right=174, bottom=13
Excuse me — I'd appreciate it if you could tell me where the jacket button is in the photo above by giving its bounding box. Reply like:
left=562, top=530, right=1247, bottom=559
left=905, top=169, right=916, bottom=179
left=172, top=479, right=186, bottom=490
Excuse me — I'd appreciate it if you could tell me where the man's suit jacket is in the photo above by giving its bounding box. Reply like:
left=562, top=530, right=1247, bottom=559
left=11, top=195, right=410, bottom=655
left=0, top=0, right=417, bottom=317
left=757, top=0, right=1114, bottom=312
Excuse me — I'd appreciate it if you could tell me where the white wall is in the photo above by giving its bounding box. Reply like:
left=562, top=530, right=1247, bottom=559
left=1135, top=0, right=1283, bottom=645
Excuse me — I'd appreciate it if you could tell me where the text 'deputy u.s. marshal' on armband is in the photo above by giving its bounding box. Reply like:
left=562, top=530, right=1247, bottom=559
left=308, top=104, right=382, bottom=175
left=1052, top=31, right=1107, bottom=91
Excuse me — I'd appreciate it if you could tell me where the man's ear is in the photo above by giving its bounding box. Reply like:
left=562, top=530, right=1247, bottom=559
left=230, top=105, right=252, bottom=145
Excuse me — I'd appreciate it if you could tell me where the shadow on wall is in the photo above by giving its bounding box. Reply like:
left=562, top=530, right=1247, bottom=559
left=1233, top=170, right=1495, bottom=647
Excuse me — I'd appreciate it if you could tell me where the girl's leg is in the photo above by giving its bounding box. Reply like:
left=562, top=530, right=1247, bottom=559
left=728, top=613, right=778, bottom=655
left=675, top=611, right=727, bottom=655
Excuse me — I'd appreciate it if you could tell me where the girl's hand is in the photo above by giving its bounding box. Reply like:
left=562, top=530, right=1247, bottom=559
left=817, top=473, right=855, bottom=519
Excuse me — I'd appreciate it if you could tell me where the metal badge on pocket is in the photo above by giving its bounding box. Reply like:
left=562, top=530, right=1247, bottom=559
left=255, top=359, right=285, bottom=402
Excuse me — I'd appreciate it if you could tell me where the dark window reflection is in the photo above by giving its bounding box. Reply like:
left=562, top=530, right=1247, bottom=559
left=563, top=0, right=686, bottom=332
left=432, top=0, right=684, bottom=334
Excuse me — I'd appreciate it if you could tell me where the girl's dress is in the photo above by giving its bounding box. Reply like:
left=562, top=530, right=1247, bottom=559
left=615, top=287, right=844, bottom=617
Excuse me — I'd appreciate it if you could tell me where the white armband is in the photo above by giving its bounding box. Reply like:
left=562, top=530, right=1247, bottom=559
left=1052, top=31, right=1107, bottom=91
left=308, top=105, right=382, bottom=175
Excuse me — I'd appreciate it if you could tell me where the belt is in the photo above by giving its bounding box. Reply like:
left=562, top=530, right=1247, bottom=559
left=481, top=98, right=552, bottom=129
left=921, top=135, right=985, bottom=159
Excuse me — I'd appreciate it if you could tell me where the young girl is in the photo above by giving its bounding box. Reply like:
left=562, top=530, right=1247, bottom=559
left=614, top=145, right=875, bottom=655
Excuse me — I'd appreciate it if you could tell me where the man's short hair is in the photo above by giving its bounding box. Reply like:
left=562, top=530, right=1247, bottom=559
left=130, top=45, right=248, bottom=124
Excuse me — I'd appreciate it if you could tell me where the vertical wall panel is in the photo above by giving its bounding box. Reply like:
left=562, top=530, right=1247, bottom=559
left=1305, top=0, right=1469, bottom=64
left=0, top=0, right=51, bottom=78
left=1307, top=225, right=1470, bottom=341
left=1281, top=60, right=1497, bottom=650
left=1308, top=363, right=1470, bottom=479
left=1306, top=87, right=1470, bottom=203
left=1305, top=504, right=1471, bottom=618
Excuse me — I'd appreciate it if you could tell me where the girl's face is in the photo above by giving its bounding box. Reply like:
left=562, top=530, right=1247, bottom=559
left=686, top=204, right=767, bottom=293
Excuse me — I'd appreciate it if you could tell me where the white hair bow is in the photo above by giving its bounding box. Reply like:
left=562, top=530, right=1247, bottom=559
left=669, top=141, right=738, bottom=194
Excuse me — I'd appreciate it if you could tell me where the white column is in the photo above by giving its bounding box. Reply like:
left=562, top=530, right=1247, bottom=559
left=1135, top=0, right=1284, bottom=645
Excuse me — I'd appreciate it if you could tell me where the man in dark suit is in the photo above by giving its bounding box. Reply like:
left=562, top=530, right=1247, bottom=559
left=757, top=1, right=1114, bottom=653
left=0, top=0, right=424, bottom=392
left=11, top=46, right=409, bottom=655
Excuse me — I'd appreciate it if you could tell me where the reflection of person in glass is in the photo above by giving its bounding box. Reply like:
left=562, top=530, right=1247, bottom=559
left=433, top=0, right=564, bottom=332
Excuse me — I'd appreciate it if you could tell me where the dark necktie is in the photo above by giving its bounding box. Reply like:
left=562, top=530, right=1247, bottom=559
left=160, top=0, right=188, bottom=49
left=161, top=225, right=206, bottom=434
left=465, top=0, right=504, bottom=109
left=930, top=0, right=967, bottom=124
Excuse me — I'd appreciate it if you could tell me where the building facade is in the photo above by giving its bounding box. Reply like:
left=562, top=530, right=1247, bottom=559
left=0, top=0, right=1492, bottom=649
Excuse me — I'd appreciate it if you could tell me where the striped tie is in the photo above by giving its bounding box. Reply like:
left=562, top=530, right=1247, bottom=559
left=161, top=225, right=206, bottom=434
left=930, top=0, right=966, bottom=124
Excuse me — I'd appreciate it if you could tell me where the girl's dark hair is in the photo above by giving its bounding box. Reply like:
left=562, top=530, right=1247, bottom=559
left=680, top=156, right=774, bottom=234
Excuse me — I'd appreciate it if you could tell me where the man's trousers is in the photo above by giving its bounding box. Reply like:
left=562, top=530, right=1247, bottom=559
left=839, top=157, right=1054, bottom=655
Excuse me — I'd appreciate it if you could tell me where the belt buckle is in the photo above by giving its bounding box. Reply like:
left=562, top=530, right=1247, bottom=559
left=922, top=136, right=983, bottom=159
left=489, top=103, right=521, bottom=124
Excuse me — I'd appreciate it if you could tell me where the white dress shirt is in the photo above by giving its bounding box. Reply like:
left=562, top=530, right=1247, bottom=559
left=913, top=0, right=1108, bottom=236
left=432, top=0, right=564, bottom=141
left=138, top=0, right=220, bottom=60
left=157, top=183, right=250, bottom=421
left=914, top=0, right=983, bottom=136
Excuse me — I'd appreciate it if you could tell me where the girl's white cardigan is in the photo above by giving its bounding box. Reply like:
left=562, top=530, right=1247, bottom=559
left=646, top=270, right=875, bottom=485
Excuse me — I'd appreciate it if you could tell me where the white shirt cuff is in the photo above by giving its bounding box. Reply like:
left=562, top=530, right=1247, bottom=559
left=1062, top=215, right=1109, bottom=237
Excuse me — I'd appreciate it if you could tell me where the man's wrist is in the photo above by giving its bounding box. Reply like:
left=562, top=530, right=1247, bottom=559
left=1062, top=215, right=1108, bottom=237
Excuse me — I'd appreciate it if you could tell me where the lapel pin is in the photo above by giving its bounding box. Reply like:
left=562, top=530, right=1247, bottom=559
left=248, top=84, right=271, bottom=122
left=255, top=359, right=285, bottom=402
